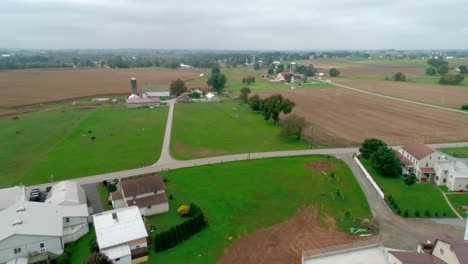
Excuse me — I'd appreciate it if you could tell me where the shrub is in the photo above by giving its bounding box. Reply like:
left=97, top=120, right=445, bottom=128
left=393, top=203, right=398, bottom=210
left=359, top=138, right=387, bottom=159
left=242, top=76, right=256, bottom=85
left=426, top=67, right=437, bottom=76
left=177, top=205, right=190, bottom=217
left=387, top=195, right=393, bottom=202
left=329, top=68, right=340, bottom=77
left=442, top=212, right=447, bottom=216
left=370, top=146, right=401, bottom=177
left=461, top=104, right=468, bottom=111
left=392, top=72, right=406, bottom=82
left=56, top=253, right=70, bottom=264
left=89, top=237, right=99, bottom=252
left=247, top=94, right=263, bottom=111
left=169, top=194, right=173, bottom=200
left=106, top=183, right=117, bottom=193
left=190, top=92, right=201, bottom=99
left=397, top=208, right=401, bottom=215
left=425, top=210, right=431, bottom=217
left=435, top=212, right=439, bottom=217
left=437, top=65, right=449, bottom=75
left=384, top=76, right=389, bottom=80
left=404, top=175, right=417, bottom=186
left=439, top=74, right=464, bottom=85
left=83, top=252, right=112, bottom=264
left=415, top=210, right=420, bottom=217
left=404, top=210, right=409, bottom=217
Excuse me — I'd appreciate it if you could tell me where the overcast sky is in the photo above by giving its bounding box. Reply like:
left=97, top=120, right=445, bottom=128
left=1, top=0, right=467, bottom=50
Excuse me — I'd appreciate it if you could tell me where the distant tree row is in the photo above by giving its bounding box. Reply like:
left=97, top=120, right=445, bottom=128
left=207, top=65, right=227, bottom=93
left=154, top=203, right=207, bottom=252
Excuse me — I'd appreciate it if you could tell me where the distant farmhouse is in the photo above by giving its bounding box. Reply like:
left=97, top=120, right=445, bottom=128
left=125, top=78, right=164, bottom=108
left=110, top=175, right=169, bottom=216
left=0, top=182, right=89, bottom=264
left=396, top=144, right=468, bottom=191
left=93, top=206, right=148, bottom=264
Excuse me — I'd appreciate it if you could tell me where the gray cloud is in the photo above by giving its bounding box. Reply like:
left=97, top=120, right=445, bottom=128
left=1, top=0, right=467, bottom=49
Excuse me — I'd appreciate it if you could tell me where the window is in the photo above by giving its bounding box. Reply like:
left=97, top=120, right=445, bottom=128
left=40, top=243, right=44, bottom=248
left=440, top=248, right=444, bottom=255
left=438, top=157, right=440, bottom=160
left=65, top=217, right=70, bottom=223
left=13, top=248, right=21, bottom=254
left=147, top=205, right=152, bottom=209
left=436, top=176, right=439, bottom=181
left=466, top=184, right=468, bottom=189
left=115, top=258, right=120, bottom=261
left=443, top=179, right=446, bottom=183
left=426, top=163, right=428, bottom=167
left=444, top=170, right=448, bottom=174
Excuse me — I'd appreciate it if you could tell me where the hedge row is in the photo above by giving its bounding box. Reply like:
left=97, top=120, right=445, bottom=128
left=154, top=203, right=207, bottom=252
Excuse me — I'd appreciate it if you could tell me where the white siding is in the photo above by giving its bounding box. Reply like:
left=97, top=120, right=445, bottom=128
left=112, top=199, right=126, bottom=209
left=112, top=254, right=131, bottom=264
left=0, top=235, right=63, bottom=263
left=135, top=193, right=154, bottom=200
left=63, top=223, right=89, bottom=244
left=432, top=240, right=460, bottom=264
left=138, top=203, right=169, bottom=216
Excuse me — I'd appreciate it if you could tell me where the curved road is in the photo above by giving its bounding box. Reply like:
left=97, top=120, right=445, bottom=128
left=28, top=99, right=468, bottom=250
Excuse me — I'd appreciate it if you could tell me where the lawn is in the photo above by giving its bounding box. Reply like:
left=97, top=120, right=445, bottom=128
left=146, top=155, right=372, bottom=263
left=170, top=100, right=311, bottom=160
left=0, top=106, right=168, bottom=188
left=97, top=184, right=113, bottom=211
left=439, top=147, right=468, bottom=158
left=359, top=158, right=455, bottom=217
left=68, top=225, right=96, bottom=264
left=446, top=194, right=468, bottom=217
left=340, top=74, right=467, bottom=87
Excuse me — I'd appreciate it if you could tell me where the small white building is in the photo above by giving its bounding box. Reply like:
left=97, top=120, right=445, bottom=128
left=0, top=186, right=26, bottom=211
left=435, top=161, right=468, bottom=191
left=142, top=91, right=170, bottom=98
left=45, top=181, right=86, bottom=206
left=126, top=97, right=161, bottom=108
left=206, top=92, right=219, bottom=102
left=93, top=206, right=148, bottom=264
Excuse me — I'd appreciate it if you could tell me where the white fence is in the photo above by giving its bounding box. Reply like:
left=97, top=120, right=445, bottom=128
left=353, top=156, right=385, bottom=199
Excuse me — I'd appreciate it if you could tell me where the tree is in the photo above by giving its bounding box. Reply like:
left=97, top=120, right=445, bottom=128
left=437, top=65, right=449, bottom=75
left=207, top=73, right=227, bottom=93
left=253, top=62, right=260, bottom=70
left=392, top=72, right=406, bottom=82
left=459, top=65, right=467, bottom=74
left=304, top=64, right=317, bottom=77
left=426, top=67, right=436, bottom=76
left=83, top=253, right=112, bottom=264
left=329, top=68, right=340, bottom=77
left=427, top=58, right=448, bottom=68
left=247, top=94, right=263, bottom=111
left=239, top=87, right=251, bottom=103
left=359, top=138, right=387, bottom=159
left=280, top=114, right=308, bottom=140
left=284, top=73, right=293, bottom=83
left=170, top=79, right=187, bottom=96
left=461, top=104, right=468, bottom=111
left=242, top=76, right=255, bottom=85
left=262, top=94, right=295, bottom=123
left=211, top=65, right=221, bottom=74
left=439, top=74, right=464, bottom=85
left=267, top=67, right=274, bottom=75
left=370, top=146, right=401, bottom=177
left=404, top=174, right=417, bottom=186
left=276, top=64, right=284, bottom=73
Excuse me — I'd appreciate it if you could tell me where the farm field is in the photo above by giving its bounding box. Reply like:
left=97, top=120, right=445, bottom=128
left=359, top=158, right=455, bottom=218
left=439, top=147, right=468, bottom=158
left=446, top=194, right=468, bottom=217
left=0, top=106, right=167, bottom=188
left=330, top=78, right=468, bottom=109
left=0, top=67, right=204, bottom=111
left=146, top=156, right=372, bottom=263
left=258, top=88, right=468, bottom=146
left=170, top=100, right=311, bottom=160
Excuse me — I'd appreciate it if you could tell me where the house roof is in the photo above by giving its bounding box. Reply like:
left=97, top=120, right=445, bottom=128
left=420, top=167, right=435, bottom=174
left=389, top=251, right=445, bottom=264
left=395, top=150, right=413, bottom=167
left=45, top=181, right=86, bottom=205
left=431, top=236, right=468, bottom=263
left=126, top=97, right=160, bottom=104
left=93, top=206, right=148, bottom=249
left=121, top=175, right=165, bottom=198
left=402, top=144, right=435, bottom=160
left=126, top=193, right=168, bottom=208
left=110, top=190, right=123, bottom=200
left=0, top=186, right=26, bottom=211
left=0, top=201, right=88, bottom=241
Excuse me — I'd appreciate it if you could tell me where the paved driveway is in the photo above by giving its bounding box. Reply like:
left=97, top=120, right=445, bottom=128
left=82, top=183, right=104, bottom=214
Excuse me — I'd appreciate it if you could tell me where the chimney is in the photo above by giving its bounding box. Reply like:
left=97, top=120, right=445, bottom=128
left=112, top=212, right=118, bottom=221
left=130, top=77, right=137, bottom=95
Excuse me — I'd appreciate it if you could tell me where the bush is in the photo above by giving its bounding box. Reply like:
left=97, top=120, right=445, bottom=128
left=190, top=92, right=201, bottom=99
left=425, top=210, right=431, bottom=217
left=177, top=205, right=190, bottom=217
left=83, top=252, right=112, bottom=264
left=169, top=194, right=173, bottom=200
left=359, top=138, right=387, bottom=159
left=439, top=74, right=464, bottom=85
left=329, top=68, right=340, bottom=77
left=461, top=104, right=468, bottom=111
left=397, top=208, right=401, bottom=215
left=437, top=65, right=449, bottom=75
left=392, top=72, right=406, bottom=82
left=387, top=194, right=393, bottom=202
left=393, top=203, right=398, bottom=210
left=404, top=210, right=409, bottom=217
left=435, top=212, right=439, bottom=217
left=106, top=183, right=116, bottom=193
left=247, top=94, right=263, bottom=111
left=89, top=237, right=99, bottom=252
left=370, top=146, right=401, bottom=177
left=242, top=76, right=255, bottom=85
left=56, top=253, right=70, bottom=264
left=426, top=67, right=437, bottom=76
left=404, top=175, right=417, bottom=186
left=415, top=210, right=420, bottom=217
left=443, top=212, right=447, bottom=217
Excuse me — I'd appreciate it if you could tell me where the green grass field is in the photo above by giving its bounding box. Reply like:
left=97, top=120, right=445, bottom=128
left=360, top=158, right=455, bottom=217
left=439, top=147, right=468, bottom=158
left=446, top=194, right=468, bottom=217
left=147, top=156, right=371, bottom=263
left=68, top=225, right=95, bottom=264
left=97, top=184, right=113, bottom=211
left=340, top=74, right=467, bottom=87
left=170, top=100, right=311, bottom=160
left=0, top=106, right=168, bottom=187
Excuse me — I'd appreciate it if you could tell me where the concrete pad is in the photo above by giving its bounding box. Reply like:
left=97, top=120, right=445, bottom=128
left=304, top=246, right=388, bottom=264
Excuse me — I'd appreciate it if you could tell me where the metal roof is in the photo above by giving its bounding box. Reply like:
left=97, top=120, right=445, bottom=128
left=93, top=206, right=148, bottom=249
left=0, top=186, right=26, bottom=211
left=45, top=181, right=86, bottom=206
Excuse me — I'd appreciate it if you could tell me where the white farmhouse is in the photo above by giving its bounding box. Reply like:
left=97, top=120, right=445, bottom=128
left=93, top=207, right=148, bottom=264
left=435, top=161, right=468, bottom=191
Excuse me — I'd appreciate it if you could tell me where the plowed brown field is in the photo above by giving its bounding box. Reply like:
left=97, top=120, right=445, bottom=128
left=332, top=78, right=468, bottom=108
left=259, top=88, right=468, bottom=146
left=218, top=207, right=368, bottom=264
left=0, top=68, right=204, bottom=108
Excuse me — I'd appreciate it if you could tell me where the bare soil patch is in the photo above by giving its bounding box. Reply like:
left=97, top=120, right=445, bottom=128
left=258, top=88, right=468, bottom=147
left=0, top=68, right=204, bottom=110
left=173, top=143, right=229, bottom=158
left=340, top=66, right=424, bottom=76
left=218, top=207, right=366, bottom=264
left=305, top=161, right=332, bottom=172
left=332, top=78, right=468, bottom=109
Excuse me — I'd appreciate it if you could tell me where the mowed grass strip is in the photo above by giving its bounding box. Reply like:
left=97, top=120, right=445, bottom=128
left=145, top=156, right=372, bottom=263
left=439, top=147, right=468, bottom=158
left=170, top=100, right=310, bottom=160
left=359, top=158, right=455, bottom=217
left=9, top=106, right=167, bottom=187
left=446, top=194, right=468, bottom=217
